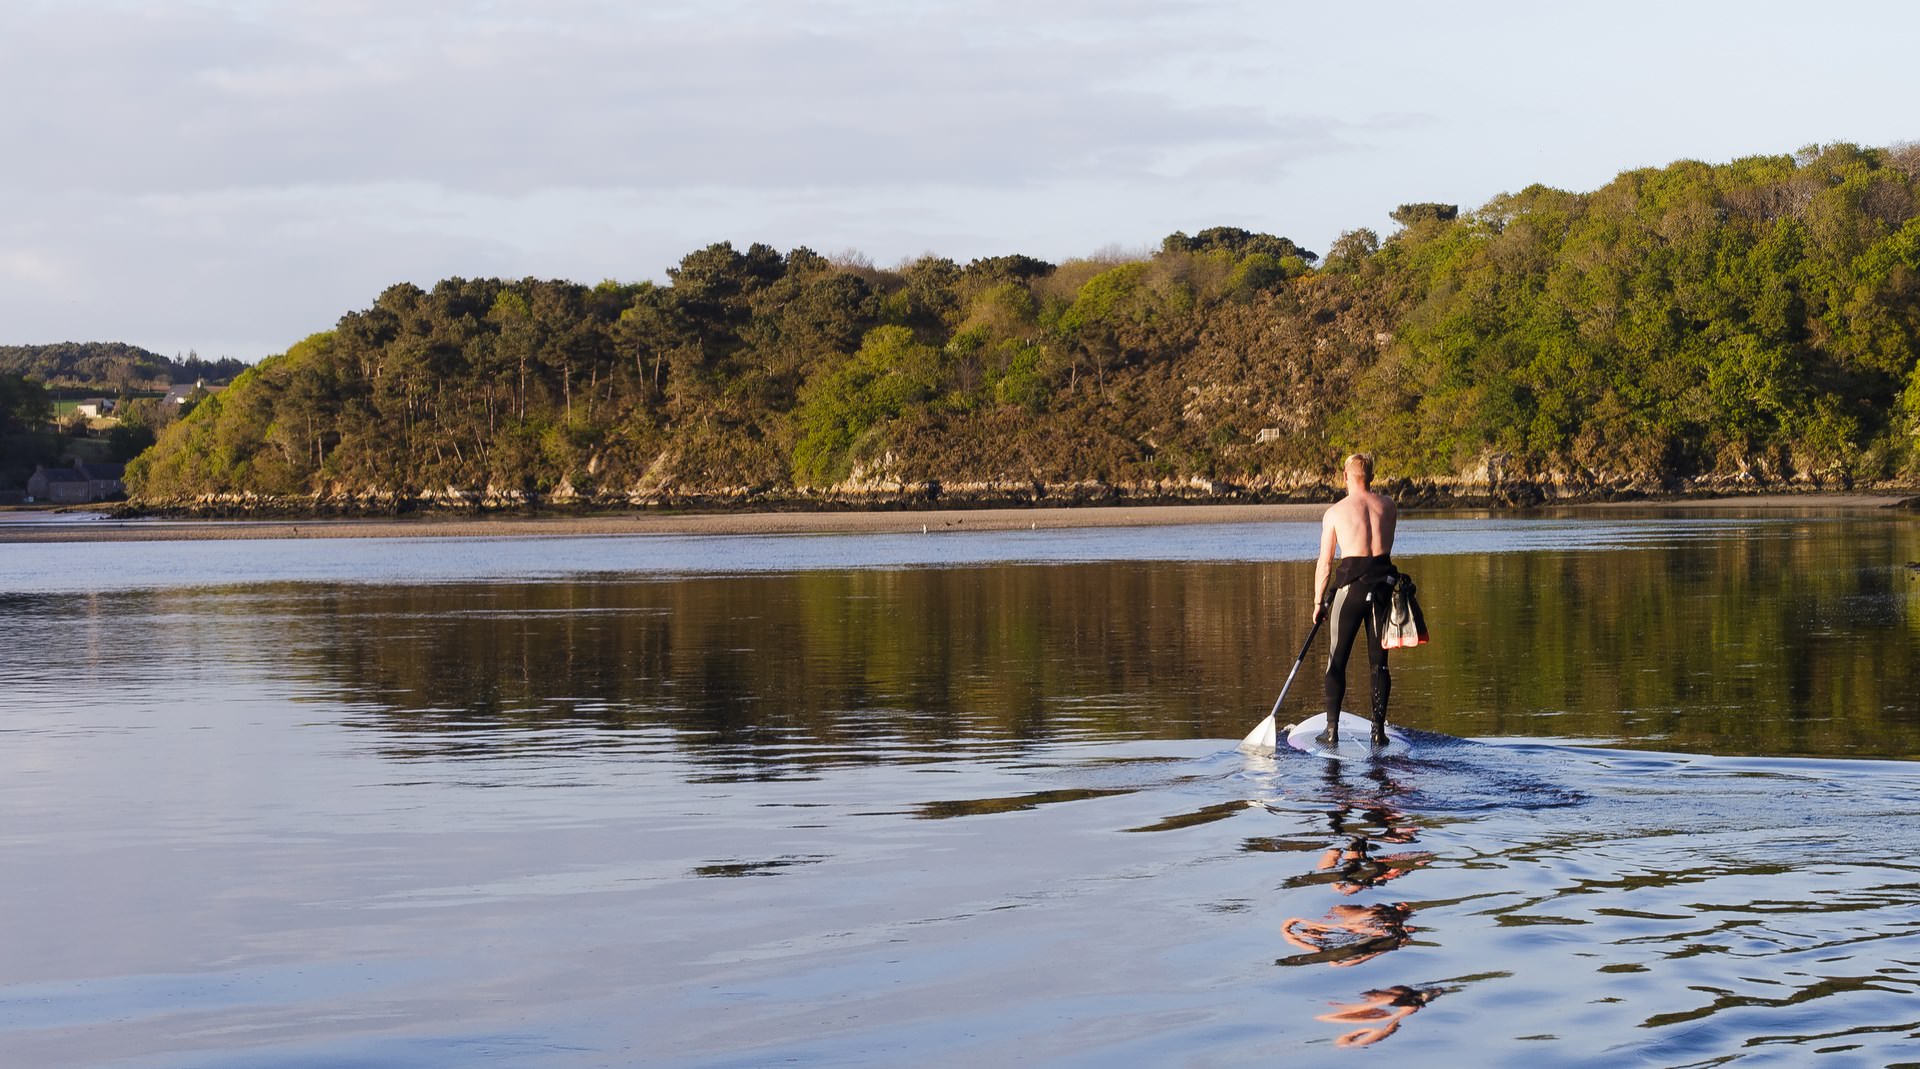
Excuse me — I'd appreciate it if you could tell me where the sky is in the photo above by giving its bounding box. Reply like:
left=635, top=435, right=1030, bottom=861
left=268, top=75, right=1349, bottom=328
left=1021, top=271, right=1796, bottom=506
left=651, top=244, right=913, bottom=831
left=2, top=0, right=1915, bottom=362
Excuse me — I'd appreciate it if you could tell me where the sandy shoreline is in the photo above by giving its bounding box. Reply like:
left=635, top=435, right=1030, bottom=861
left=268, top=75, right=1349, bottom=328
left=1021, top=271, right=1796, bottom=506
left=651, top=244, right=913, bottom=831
left=1, top=494, right=1912, bottom=543
left=1, top=503, right=1330, bottom=543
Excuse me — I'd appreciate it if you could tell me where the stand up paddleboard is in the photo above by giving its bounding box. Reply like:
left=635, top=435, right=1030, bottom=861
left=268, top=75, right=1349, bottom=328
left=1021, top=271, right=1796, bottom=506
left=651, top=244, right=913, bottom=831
left=1241, top=711, right=1410, bottom=760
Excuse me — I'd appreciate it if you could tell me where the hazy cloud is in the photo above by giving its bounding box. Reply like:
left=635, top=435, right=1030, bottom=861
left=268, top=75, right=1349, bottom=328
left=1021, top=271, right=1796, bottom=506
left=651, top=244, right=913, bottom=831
left=0, top=1, right=1334, bottom=198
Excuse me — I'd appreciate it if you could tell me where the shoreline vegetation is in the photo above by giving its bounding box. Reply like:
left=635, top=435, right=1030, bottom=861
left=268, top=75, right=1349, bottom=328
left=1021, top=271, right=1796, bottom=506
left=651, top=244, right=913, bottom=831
left=4, top=492, right=1912, bottom=544
left=100, top=144, right=1920, bottom=516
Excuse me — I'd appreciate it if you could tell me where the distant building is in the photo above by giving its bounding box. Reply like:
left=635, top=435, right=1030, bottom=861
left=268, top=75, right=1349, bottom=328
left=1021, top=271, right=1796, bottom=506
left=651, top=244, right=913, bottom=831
left=26, top=465, right=91, bottom=504
left=164, top=380, right=217, bottom=406
left=74, top=398, right=114, bottom=418
left=26, top=461, right=125, bottom=503
left=75, top=461, right=126, bottom=500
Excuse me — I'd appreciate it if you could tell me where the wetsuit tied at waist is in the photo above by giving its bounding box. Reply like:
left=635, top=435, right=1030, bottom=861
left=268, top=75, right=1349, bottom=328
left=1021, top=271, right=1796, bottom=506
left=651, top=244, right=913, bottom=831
left=1330, top=553, right=1397, bottom=592
left=1324, top=554, right=1396, bottom=727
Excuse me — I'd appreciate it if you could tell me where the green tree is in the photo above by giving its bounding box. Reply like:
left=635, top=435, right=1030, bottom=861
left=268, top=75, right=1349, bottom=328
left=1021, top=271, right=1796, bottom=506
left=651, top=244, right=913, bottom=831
left=1322, top=228, right=1381, bottom=273
left=1390, top=203, right=1460, bottom=228
left=791, top=326, right=941, bottom=485
left=0, top=372, right=50, bottom=437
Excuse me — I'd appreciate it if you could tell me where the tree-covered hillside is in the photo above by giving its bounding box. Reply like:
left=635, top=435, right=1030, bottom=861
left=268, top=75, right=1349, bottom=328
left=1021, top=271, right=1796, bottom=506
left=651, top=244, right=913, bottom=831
left=0, top=343, right=247, bottom=391
left=0, top=372, right=57, bottom=488
left=129, top=144, right=1920, bottom=510
left=1350, top=143, right=1920, bottom=489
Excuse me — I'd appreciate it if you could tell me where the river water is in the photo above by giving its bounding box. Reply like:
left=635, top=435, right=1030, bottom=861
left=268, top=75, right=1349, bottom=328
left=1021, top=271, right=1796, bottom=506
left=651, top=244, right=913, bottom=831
left=2, top=512, right=1917, bottom=1067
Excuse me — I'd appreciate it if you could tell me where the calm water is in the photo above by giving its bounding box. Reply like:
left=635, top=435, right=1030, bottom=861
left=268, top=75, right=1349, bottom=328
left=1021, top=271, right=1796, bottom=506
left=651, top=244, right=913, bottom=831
left=3, top=513, right=1918, bottom=1067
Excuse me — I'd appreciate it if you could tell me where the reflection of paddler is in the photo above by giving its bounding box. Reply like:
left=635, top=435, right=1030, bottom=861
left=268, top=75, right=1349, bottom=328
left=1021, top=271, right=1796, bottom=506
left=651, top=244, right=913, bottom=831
left=1315, top=836, right=1432, bottom=895
left=1279, top=902, right=1416, bottom=967
left=1312, top=765, right=1431, bottom=893
left=1318, top=985, right=1441, bottom=1047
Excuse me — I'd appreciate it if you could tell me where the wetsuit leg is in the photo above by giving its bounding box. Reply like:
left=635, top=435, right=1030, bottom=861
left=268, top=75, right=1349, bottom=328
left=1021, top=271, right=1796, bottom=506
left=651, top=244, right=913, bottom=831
left=1320, top=582, right=1368, bottom=744
left=1364, top=608, right=1390, bottom=744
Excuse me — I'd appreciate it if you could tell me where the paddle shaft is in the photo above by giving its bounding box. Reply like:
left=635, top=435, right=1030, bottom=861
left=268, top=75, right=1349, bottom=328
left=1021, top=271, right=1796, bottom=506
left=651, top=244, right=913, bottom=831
left=1264, top=610, right=1326, bottom=723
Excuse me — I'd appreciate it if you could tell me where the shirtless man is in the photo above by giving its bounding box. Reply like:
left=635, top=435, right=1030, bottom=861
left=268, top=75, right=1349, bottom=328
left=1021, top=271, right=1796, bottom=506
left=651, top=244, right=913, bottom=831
left=1311, top=453, right=1399, bottom=746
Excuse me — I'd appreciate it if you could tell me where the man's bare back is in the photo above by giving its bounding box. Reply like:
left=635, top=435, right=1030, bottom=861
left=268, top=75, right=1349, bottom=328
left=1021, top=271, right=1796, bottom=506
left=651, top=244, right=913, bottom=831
left=1312, top=455, right=1398, bottom=618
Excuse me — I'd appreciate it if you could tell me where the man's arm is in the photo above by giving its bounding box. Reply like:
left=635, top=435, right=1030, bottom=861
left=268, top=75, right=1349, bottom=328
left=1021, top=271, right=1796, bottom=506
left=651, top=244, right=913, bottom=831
left=1311, top=513, right=1337, bottom=621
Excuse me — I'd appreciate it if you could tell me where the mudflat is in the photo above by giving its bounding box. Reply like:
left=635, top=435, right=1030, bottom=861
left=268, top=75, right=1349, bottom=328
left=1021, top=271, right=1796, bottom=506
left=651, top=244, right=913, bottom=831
left=2, top=493, right=1911, bottom=543
left=0, top=503, right=1329, bottom=543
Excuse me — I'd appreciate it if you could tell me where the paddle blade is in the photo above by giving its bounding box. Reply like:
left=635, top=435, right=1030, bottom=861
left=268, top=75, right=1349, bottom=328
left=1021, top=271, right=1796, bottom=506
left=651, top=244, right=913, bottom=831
left=1239, top=715, right=1278, bottom=752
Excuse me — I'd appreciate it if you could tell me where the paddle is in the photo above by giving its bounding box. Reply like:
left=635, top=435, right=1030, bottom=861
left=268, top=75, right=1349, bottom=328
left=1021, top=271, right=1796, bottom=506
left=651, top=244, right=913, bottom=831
left=1239, top=609, right=1326, bottom=751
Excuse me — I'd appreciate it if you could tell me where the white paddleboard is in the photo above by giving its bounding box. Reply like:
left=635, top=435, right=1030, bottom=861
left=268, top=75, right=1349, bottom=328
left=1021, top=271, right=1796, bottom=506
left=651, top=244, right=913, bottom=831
left=1288, top=711, right=1410, bottom=759
left=1249, top=711, right=1410, bottom=759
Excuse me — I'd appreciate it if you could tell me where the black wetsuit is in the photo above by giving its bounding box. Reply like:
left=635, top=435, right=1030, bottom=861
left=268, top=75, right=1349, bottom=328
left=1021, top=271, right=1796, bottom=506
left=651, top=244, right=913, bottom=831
left=1323, top=554, right=1396, bottom=740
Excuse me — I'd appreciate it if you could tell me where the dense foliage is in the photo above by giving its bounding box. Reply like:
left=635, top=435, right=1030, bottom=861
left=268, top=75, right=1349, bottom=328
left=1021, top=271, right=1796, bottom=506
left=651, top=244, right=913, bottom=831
left=128, top=145, right=1920, bottom=507
left=0, top=372, right=58, bottom=487
left=0, top=343, right=246, bottom=390
left=1352, top=144, right=1920, bottom=487
left=0, top=373, right=50, bottom=438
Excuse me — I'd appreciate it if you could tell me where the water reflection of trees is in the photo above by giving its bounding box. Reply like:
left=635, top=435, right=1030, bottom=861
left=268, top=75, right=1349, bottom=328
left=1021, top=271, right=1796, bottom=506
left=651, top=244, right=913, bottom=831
left=284, top=518, right=1920, bottom=759
left=1420, top=519, right=1920, bottom=755
left=292, top=562, right=1308, bottom=759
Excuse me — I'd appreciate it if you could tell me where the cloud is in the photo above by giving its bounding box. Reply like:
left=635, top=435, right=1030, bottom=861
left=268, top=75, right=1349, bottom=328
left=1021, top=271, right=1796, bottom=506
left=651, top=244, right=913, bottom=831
left=0, top=0, right=1347, bottom=199
left=0, top=248, right=70, bottom=289
left=0, top=185, right=514, bottom=356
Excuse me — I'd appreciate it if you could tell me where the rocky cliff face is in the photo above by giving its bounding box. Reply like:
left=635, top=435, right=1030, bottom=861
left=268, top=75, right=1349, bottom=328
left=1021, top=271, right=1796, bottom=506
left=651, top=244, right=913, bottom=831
left=125, top=460, right=1905, bottom=518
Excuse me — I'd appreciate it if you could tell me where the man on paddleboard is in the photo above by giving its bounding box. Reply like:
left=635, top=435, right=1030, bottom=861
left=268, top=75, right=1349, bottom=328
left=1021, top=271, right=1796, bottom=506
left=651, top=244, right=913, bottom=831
left=1311, top=453, right=1399, bottom=747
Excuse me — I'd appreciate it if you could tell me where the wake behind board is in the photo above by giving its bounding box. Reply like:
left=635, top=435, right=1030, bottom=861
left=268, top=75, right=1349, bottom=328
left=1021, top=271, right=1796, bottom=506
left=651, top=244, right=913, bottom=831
left=1284, top=712, right=1410, bottom=760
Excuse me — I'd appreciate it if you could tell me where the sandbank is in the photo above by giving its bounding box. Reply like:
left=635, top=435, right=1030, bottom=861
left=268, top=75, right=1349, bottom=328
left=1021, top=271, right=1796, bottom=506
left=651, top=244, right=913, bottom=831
left=0, top=503, right=1327, bottom=543
left=1, top=493, right=1911, bottom=544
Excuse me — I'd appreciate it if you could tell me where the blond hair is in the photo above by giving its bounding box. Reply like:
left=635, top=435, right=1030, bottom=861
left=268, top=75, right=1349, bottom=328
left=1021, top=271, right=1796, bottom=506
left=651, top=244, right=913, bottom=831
left=1344, top=453, right=1375, bottom=484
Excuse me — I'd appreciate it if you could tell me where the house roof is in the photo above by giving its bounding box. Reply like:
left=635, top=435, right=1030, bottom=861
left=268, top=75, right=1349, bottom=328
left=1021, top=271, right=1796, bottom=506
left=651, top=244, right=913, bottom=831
left=75, top=462, right=125, bottom=480
left=34, top=467, right=88, bottom=483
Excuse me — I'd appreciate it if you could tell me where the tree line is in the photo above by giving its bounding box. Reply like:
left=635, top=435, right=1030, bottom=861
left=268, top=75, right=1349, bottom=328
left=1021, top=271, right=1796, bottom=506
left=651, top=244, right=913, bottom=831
left=127, top=143, right=1920, bottom=508
left=0, top=343, right=246, bottom=392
